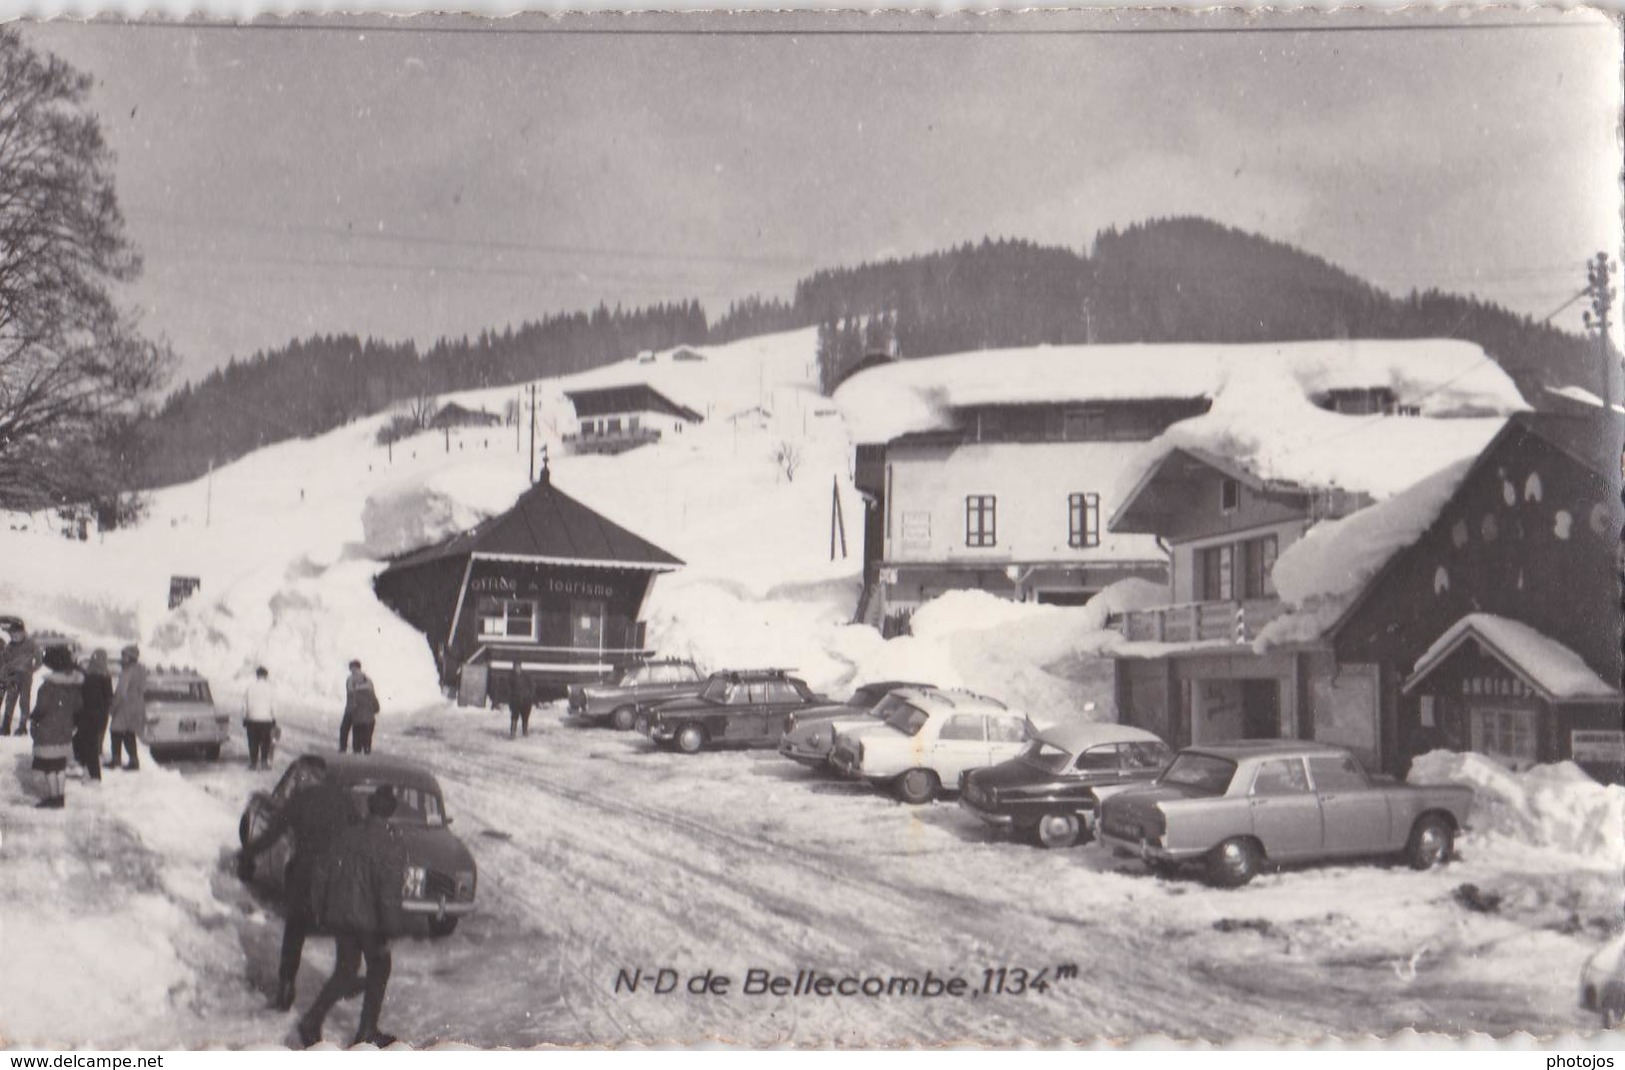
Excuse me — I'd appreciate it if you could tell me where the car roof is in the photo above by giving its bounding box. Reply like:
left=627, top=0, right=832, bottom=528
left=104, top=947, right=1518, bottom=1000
left=1037, top=721, right=1165, bottom=752
left=852, top=680, right=935, bottom=697
left=1182, top=739, right=1353, bottom=760
left=295, top=752, right=443, bottom=793
left=891, top=686, right=1015, bottom=715
left=714, top=668, right=802, bottom=682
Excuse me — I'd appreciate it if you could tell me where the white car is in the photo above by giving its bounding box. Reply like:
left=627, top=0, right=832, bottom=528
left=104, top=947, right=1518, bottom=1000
left=1581, top=931, right=1625, bottom=1027
left=828, top=687, right=1029, bottom=804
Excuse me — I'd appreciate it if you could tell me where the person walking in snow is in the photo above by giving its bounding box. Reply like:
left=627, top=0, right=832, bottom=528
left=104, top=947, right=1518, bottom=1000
left=508, top=665, right=533, bottom=739
left=341, top=660, right=380, bottom=755
left=298, top=784, right=406, bottom=1049
left=237, top=760, right=359, bottom=1012
left=243, top=666, right=278, bottom=770
left=1, top=622, right=42, bottom=736
left=30, top=646, right=82, bottom=809
left=75, top=649, right=114, bottom=783
left=107, top=645, right=148, bottom=771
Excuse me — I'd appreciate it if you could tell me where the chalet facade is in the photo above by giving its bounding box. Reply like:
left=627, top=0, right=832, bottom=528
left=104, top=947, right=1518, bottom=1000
left=373, top=469, right=682, bottom=705
left=847, top=399, right=1201, bottom=631
left=1109, top=412, right=1623, bottom=783
left=563, top=384, right=703, bottom=455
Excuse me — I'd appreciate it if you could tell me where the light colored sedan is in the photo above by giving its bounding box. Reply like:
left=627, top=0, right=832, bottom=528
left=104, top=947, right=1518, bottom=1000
left=829, top=687, right=1028, bottom=804
left=777, top=681, right=934, bottom=768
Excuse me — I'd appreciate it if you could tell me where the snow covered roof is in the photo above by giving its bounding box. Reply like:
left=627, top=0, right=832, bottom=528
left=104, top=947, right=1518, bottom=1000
left=1403, top=613, right=1620, bottom=702
left=566, top=384, right=703, bottom=422
left=834, top=338, right=1528, bottom=445
left=382, top=471, right=684, bottom=572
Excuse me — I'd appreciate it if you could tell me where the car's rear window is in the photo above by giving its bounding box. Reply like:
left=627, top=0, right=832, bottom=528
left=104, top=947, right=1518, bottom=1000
left=883, top=702, right=931, bottom=737
left=1160, top=753, right=1237, bottom=795
left=145, top=682, right=213, bottom=703
left=346, top=781, right=445, bottom=827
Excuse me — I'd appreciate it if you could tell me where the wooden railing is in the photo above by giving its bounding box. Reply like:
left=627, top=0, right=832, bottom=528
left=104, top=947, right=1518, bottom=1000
left=1113, top=599, right=1287, bottom=644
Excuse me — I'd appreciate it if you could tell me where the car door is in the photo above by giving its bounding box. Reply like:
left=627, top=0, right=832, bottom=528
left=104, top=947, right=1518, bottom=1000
left=1247, top=757, right=1323, bottom=860
left=931, top=713, right=991, bottom=780
left=1308, top=753, right=1393, bottom=856
left=721, top=682, right=771, bottom=741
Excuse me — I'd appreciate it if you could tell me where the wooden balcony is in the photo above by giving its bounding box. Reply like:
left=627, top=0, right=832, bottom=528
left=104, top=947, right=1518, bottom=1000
left=1113, top=599, right=1287, bottom=645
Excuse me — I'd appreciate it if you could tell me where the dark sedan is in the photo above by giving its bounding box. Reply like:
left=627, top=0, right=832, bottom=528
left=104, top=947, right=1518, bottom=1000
left=237, top=753, right=477, bottom=936
left=565, top=658, right=707, bottom=730
left=959, top=722, right=1171, bottom=848
left=638, top=669, right=827, bottom=754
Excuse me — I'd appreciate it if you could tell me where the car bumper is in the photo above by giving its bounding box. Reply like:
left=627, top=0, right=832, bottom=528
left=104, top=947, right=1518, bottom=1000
left=641, top=720, right=676, bottom=742
left=1097, top=830, right=1184, bottom=861
left=402, top=899, right=476, bottom=920
left=777, top=740, right=831, bottom=766
left=145, top=724, right=230, bottom=748
left=958, top=795, right=1014, bottom=827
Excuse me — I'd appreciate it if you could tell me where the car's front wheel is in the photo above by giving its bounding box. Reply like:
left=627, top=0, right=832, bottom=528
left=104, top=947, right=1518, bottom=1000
left=1206, top=837, right=1260, bottom=887
left=610, top=705, right=637, bottom=732
left=894, top=768, right=940, bottom=804
left=1033, top=812, right=1082, bottom=849
left=1404, top=814, right=1455, bottom=870
left=674, top=725, right=706, bottom=754
left=427, top=916, right=460, bottom=938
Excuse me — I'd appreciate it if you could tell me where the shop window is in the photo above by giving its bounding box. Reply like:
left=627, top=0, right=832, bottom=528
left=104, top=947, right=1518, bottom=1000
left=965, top=495, right=997, bottom=548
left=1471, top=707, right=1539, bottom=769
left=1220, top=478, right=1240, bottom=513
left=476, top=597, right=537, bottom=640
left=1067, top=493, right=1101, bottom=549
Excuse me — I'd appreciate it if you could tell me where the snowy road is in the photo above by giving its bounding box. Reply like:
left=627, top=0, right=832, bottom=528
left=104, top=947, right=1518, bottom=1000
left=132, top=705, right=1613, bottom=1048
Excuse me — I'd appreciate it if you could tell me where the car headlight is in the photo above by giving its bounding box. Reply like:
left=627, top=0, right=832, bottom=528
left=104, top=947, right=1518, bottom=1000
left=402, top=865, right=427, bottom=899
left=455, top=870, right=476, bottom=901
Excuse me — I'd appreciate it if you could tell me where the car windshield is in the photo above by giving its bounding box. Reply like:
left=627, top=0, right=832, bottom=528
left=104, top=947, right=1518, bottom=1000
left=346, top=781, right=446, bottom=827
left=869, top=694, right=912, bottom=721
left=699, top=676, right=735, bottom=702
left=1159, top=753, right=1237, bottom=795
left=1019, top=739, right=1073, bottom=774
left=882, top=702, right=931, bottom=737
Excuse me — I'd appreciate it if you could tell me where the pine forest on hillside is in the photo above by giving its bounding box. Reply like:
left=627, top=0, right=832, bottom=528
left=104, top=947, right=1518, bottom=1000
left=134, top=217, right=1603, bottom=489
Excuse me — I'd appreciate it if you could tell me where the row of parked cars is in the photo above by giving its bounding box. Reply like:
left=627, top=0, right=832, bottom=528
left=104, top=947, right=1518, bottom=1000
left=565, top=659, right=1477, bottom=888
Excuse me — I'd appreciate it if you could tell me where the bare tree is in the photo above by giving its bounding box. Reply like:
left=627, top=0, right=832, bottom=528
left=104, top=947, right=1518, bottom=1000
left=774, top=440, right=803, bottom=483
left=0, top=29, right=171, bottom=509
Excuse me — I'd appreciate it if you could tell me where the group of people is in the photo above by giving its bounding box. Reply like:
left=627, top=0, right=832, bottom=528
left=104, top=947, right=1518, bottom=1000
left=237, top=766, right=405, bottom=1048
left=13, top=631, right=150, bottom=809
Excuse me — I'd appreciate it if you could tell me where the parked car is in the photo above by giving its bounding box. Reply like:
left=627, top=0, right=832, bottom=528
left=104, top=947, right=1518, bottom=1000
left=1581, top=932, right=1625, bottom=1028
left=776, top=680, right=936, bottom=768
left=566, top=658, right=707, bottom=730
left=1096, top=740, right=1473, bottom=887
left=141, top=666, right=230, bottom=760
left=959, top=722, right=1172, bottom=848
left=636, top=669, right=827, bottom=753
left=829, top=687, right=1032, bottom=804
left=237, top=753, right=477, bottom=937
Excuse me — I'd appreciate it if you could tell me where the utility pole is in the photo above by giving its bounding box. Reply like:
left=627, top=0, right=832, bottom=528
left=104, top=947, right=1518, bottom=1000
left=515, top=389, right=522, bottom=454
left=1583, top=252, right=1618, bottom=407
left=205, top=460, right=213, bottom=527
left=528, top=384, right=538, bottom=484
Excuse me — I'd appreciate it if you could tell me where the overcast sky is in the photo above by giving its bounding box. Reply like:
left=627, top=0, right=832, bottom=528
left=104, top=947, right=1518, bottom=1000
left=18, top=13, right=1625, bottom=386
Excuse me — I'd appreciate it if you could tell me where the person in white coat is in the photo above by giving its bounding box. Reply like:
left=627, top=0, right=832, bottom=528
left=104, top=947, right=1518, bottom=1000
left=243, top=666, right=278, bottom=770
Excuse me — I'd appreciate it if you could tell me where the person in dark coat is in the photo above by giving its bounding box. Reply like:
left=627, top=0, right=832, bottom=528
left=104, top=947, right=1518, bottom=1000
left=75, top=649, right=114, bottom=782
left=298, top=785, right=406, bottom=1049
left=508, top=666, right=533, bottom=739
left=238, top=762, right=360, bottom=1011
left=30, top=646, right=82, bottom=809
left=2, top=624, right=42, bottom=736
left=340, top=661, right=380, bottom=754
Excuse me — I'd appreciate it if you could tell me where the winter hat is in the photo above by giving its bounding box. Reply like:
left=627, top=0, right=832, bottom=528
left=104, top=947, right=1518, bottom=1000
left=255, top=666, right=269, bottom=679
left=368, top=785, right=398, bottom=818
left=88, top=649, right=109, bottom=673
left=43, top=647, right=75, bottom=673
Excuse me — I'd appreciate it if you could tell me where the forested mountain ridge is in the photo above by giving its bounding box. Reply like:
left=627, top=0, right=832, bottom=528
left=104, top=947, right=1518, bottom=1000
left=134, top=217, right=1599, bottom=489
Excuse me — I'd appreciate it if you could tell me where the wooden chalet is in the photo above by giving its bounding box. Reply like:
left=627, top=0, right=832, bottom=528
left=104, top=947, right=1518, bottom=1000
left=563, top=384, right=703, bottom=455
left=374, top=468, right=683, bottom=705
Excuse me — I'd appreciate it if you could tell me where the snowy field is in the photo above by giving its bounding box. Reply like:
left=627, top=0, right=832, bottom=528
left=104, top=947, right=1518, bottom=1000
left=0, top=329, right=1620, bottom=1047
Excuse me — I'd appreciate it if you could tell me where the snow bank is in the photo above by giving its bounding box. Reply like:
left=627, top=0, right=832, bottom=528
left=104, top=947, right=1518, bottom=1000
left=360, top=468, right=526, bottom=558
left=1409, top=750, right=1625, bottom=870
left=1256, top=458, right=1476, bottom=647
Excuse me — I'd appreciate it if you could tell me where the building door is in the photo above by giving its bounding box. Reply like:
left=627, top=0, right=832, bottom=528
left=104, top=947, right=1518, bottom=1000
left=1241, top=679, right=1282, bottom=739
left=571, top=599, right=605, bottom=650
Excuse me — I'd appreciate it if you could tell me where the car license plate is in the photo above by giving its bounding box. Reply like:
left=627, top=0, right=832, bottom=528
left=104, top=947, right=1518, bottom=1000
left=179, top=718, right=197, bottom=732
